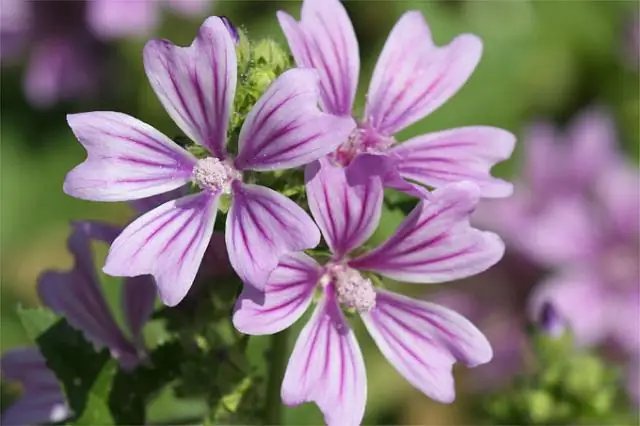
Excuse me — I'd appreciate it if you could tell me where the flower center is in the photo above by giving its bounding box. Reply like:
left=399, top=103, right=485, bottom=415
left=321, top=264, right=376, bottom=313
left=192, top=157, right=240, bottom=193
left=329, top=124, right=395, bottom=167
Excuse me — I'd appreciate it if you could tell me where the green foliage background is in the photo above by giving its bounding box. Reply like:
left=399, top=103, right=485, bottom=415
left=1, top=1, right=638, bottom=424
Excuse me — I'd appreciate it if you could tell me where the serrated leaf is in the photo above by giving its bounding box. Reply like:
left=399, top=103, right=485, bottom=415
left=17, top=306, right=113, bottom=425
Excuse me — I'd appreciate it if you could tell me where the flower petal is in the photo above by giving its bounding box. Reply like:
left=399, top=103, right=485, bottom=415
left=37, top=224, right=139, bottom=369
left=282, top=290, right=366, bottom=426
left=389, top=127, right=516, bottom=198
left=122, top=275, right=157, bottom=346
left=233, top=253, right=320, bottom=335
left=234, top=69, right=355, bottom=171
left=87, top=0, right=158, bottom=39
left=305, top=158, right=383, bottom=258
left=0, top=348, right=70, bottom=426
left=143, top=16, right=236, bottom=157
left=226, top=182, right=320, bottom=289
left=365, top=11, right=482, bottom=135
left=104, top=192, right=218, bottom=307
left=361, top=289, right=492, bottom=403
left=350, top=182, right=504, bottom=282
left=64, top=111, right=196, bottom=202
left=277, top=0, right=359, bottom=116
left=529, top=271, right=608, bottom=347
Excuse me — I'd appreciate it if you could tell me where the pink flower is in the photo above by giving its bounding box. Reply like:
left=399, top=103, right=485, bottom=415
left=0, top=348, right=71, bottom=426
left=64, top=17, right=355, bottom=305
left=278, top=0, right=515, bottom=198
left=233, top=160, right=504, bottom=425
left=37, top=221, right=157, bottom=370
left=86, top=0, right=213, bottom=40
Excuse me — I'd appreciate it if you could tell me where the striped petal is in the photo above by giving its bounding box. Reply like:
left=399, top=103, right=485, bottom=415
left=37, top=223, right=140, bottom=369
left=143, top=16, right=236, bottom=157
left=226, top=182, right=320, bottom=290
left=361, top=289, right=492, bottom=403
left=365, top=12, right=482, bottom=136
left=64, top=112, right=196, bottom=202
left=104, top=192, right=218, bottom=307
left=0, top=348, right=70, bottom=426
left=233, top=253, right=320, bottom=335
left=234, top=69, right=355, bottom=172
left=305, top=158, right=383, bottom=258
left=277, top=0, right=359, bottom=116
left=350, top=182, right=504, bottom=283
left=389, top=127, right=516, bottom=198
left=282, top=290, right=366, bottom=426
left=122, top=275, right=157, bottom=348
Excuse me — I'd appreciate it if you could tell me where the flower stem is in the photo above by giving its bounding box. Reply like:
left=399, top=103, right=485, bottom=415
left=265, top=329, right=289, bottom=425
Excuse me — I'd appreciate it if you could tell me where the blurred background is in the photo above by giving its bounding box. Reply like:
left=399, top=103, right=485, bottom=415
left=1, top=0, right=638, bottom=424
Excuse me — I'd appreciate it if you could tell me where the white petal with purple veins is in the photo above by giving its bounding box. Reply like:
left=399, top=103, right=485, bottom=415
left=277, top=0, right=360, bottom=116
left=64, top=112, right=196, bottom=201
left=282, top=290, right=366, bottom=426
left=233, top=253, right=320, bottom=334
left=143, top=16, right=236, bottom=157
left=350, top=182, right=504, bottom=282
left=361, top=289, right=492, bottom=403
left=365, top=12, right=482, bottom=135
left=234, top=69, right=355, bottom=172
left=104, top=192, right=218, bottom=307
left=226, top=182, right=320, bottom=290
left=305, top=159, right=383, bottom=258
left=390, top=126, right=516, bottom=198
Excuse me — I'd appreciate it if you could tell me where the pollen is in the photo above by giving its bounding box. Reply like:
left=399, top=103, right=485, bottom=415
left=192, top=157, right=240, bottom=193
left=325, top=265, right=376, bottom=313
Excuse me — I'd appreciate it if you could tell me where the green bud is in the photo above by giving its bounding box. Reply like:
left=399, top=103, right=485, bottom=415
left=249, top=68, right=277, bottom=95
left=252, top=39, right=291, bottom=73
left=525, top=390, right=554, bottom=423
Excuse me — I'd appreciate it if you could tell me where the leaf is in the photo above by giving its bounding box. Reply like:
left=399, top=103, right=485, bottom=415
left=16, top=306, right=114, bottom=425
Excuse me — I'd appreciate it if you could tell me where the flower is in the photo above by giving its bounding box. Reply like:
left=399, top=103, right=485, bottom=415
left=0, top=348, right=71, bottom=426
left=472, top=107, right=639, bottom=398
left=278, top=0, right=515, bottom=198
left=37, top=221, right=157, bottom=370
left=64, top=17, right=355, bottom=305
left=86, top=0, right=213, bottom=40
left=233, top=159, right=504, bottom=425
left=0, top=0, right=108, bottom=107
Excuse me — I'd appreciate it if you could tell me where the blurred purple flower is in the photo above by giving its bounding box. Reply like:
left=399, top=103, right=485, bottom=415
left=37, top=221, right=157, bottom=370
left=278, top=0, right=515, bottom=198
left=537, top=302, right=566, bottom=338
left=0, top=0, right=107, bottom=108
left=457, top=107, right=639, bottom=395
left=0, top=348, right=71, bottom=426
left=64, top=17, right=354, bottom=306
left=233, top=159, right=504, bottom=425
left=86, top=0, right=212, bottom=40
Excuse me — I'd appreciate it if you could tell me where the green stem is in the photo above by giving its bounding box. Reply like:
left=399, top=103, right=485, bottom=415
left=264, top=328, right=289, bottom=425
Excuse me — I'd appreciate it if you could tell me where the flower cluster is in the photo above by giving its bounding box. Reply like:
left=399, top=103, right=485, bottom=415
left=4, top=1, right=518, bottom=424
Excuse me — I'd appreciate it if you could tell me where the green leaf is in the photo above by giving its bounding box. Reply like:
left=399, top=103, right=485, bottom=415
left=16, top=306, right=114, bottom=425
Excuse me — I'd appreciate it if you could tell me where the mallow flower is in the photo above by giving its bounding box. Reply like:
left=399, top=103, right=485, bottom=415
left=86, top=0, right=213, bottom=40
left=0, top=348, right=71, bottom=426
left=278, top=0, right=515, bottom=198
left=233, top=159, right=504, bottom=425
left=37, top=221, right=157, bottom=370
left=64, top=17, right=355, bottom=305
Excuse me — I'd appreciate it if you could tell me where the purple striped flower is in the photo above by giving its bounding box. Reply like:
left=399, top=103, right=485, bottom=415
left=278, top=0, right=515, bottom=198
left=86, top=0, right=212, bottom=40
left=0, top=0, right=107, bottom=108
left=233, top=160, right=504, bottom=425
left=37, top=221, right=157, bottom=370
left=0, top=348, right=71, bottom=426
left=64, top=17, right=355, bottom=305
